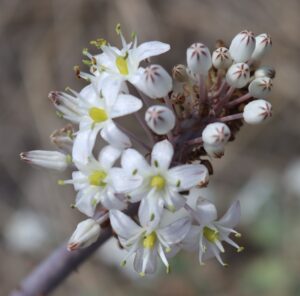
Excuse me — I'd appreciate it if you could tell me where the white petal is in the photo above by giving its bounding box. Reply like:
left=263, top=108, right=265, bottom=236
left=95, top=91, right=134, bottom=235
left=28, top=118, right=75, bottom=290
left=110, top=94, right=142, bottom=118
left=109, top=210, right=142, bottom=240
left=134, top=41, right=170, bottom=63
left=72, top=127, right=100, bottom=165
left=217, top=200, right=241, bottom=228
left=151, top=140, right=174, bottom=170
left=100, top=121, right=131, bottom=149
left=168, top=164, right=209, bottom=190
left=133, top=247, right=158, bottom=275
left=101, top=189, right=126, bottom=210
left=121, top=148, right=150, bottom=175
left=164, top=187, right=185, bottom=211
left=75, top=188, right=99, bottom=217
left=181, top=225, right=201, bottom=252
left=100, top=75, right=122, bottom=108
left=194, top=199, right=217, bottom=225
left=138, top=191, right=164, bottom=230
left=98, top=145, right=121, bottom=170
left=157, top=217, right=191, bottom=245
left=109, top=168, right=143, bottom=193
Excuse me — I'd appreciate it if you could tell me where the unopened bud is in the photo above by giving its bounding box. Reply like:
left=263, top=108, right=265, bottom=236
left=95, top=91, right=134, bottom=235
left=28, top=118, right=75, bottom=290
left=136, top=65, right=172, bottom=98
left=68, top=219, right=101, bottom=251
left=251, top=33, right=272, bottom=62
left=203, top=143, right=225, bottom=158
left=202, top=122, right=231, bottom=146
left=226, top=63, right=250, bottom=88
left=172, top=64, right=189, bottom=82
left=20, top=150, right=71, bottom=171
left=248, top=77, right=273, bottom=98
left=50, top=124, right=74, bottom=153
left=243, top=99, right=272, bottom=124
left=145, top=105, right=176, bottom=135
left=186, top=43, right=212, bottom=76
left=229, top=30, right=256, bottom=62
left=212, top=47, right=233, bottom=70
left=254, top=65, right=276, bottom=79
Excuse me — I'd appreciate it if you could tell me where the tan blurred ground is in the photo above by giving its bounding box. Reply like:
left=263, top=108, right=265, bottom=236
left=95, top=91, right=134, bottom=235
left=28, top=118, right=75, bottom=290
left=1, top=0, right=300, bottom=295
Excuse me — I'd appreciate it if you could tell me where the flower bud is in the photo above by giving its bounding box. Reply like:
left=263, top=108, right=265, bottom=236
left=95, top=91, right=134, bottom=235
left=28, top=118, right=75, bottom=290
left=68, top=219, right=101, bottom=251
left=50, top=124, right=74, bottom=153
left=212, top=47, right=233, bottom=69
left=186, top=43, right=212, bottom=76
left=202, top=122, right=231, bottom=146
left=251, top=33, right=272, bottom=62
left=248, top=77, right=273, bottom=98
left=203, top=143, right=225, bottom=158
left=136, top=65, right=172, bottom=99
left=20, top=150, right=71, bottom=171
left=226, top=63, right=250, bottom=88
left=229, top=30, right=256, bottom=62
left=172, top=64, right=189, bottom=82
left=243, top=99, right=272, bottom=124
left=145, top=105, right=176, bottom=135
left=254, top=65, right=276, bottom=79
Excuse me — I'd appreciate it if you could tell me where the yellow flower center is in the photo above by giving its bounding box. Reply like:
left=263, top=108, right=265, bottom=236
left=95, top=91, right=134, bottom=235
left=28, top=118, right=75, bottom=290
left=89, top=170, right=107, bottom=187
left=89, top=107, right=108, bottom=123
left=116, top=56, right=129, bottom=75
left=203, top=226, right=219, bottom=243
left=150, top=175, right=166, bottom=190
left=143, top=232, right=157, bottom=249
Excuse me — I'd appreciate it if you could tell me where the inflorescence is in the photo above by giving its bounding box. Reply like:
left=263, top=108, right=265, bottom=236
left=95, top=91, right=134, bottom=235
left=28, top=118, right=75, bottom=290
left=21, top=26, right=274, bottom=276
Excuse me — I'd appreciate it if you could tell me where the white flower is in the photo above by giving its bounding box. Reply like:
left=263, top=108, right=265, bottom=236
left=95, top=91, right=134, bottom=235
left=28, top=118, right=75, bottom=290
left=109, top=209, right=191, bottom=275
left=243, top=99, right=272, bottom=124
left=254, top=65, right=276, bottom=79
left=203, top=143, right=225, bottom=159
left=251, top=33, right=272, bottom=62
left=226, top=62, right=250, bottom=88
left=182, top=200, right=242, bottom=265
left=63, top=146, right=132, bottom=217
left=202, top=122, right=231, bottom=146
left=212, top=47, right=233, bottom=70
left=145, top=105, right=176, bottom=135
left=111, top=140, right=209, bottom=230
left=20, top=150, right=71, bottom=171
left=92, top=26, right=170, bottom=92
left=50, top=79, right=142, bottom=163
left=68, top=219, right=101, bottom=251
left=248, top=77, right=273, bottom=98
left=229, top=30, right=256, bottom=62
left=186, top=43, right=212, bottom=76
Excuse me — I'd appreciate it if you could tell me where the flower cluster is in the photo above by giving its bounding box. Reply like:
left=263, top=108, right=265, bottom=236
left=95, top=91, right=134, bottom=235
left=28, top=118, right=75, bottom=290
left=21, top=26, right=275, bottom=276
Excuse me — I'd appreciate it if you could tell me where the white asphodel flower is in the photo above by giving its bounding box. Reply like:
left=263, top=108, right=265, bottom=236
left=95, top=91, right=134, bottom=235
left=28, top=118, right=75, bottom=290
left=109, top=209, right=191, bottom=275
left=92, top=25, right=170, bottom=92
left=20, top=150, right=72, bottom=171
left=50, top=78, right=142, bottom=163
left=202, top=122, right=231, bottom=146
left=63, top=146, right=135, bottom=217
left=229, top=30, right=256, bottom=62
left=182, top=199, right=242, bottom=266
left=186, top=43, right=212, bottom=76
left=248, top=77, right=273, bottom=98
left=212, top=47, right=233, bottom=70
left=68, top=218, right=101, bottom=251
left=243, top=99, right=272, bottom=124
left=111, top=140, right=209, bottom=230
left=226, top=62, right=250, bottom=88
left=145, top=105, right=176, bottom=135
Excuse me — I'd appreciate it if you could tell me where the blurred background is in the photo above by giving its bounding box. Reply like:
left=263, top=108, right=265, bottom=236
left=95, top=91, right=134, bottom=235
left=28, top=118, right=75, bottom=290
left=1, top=0, right=300, bottom=295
